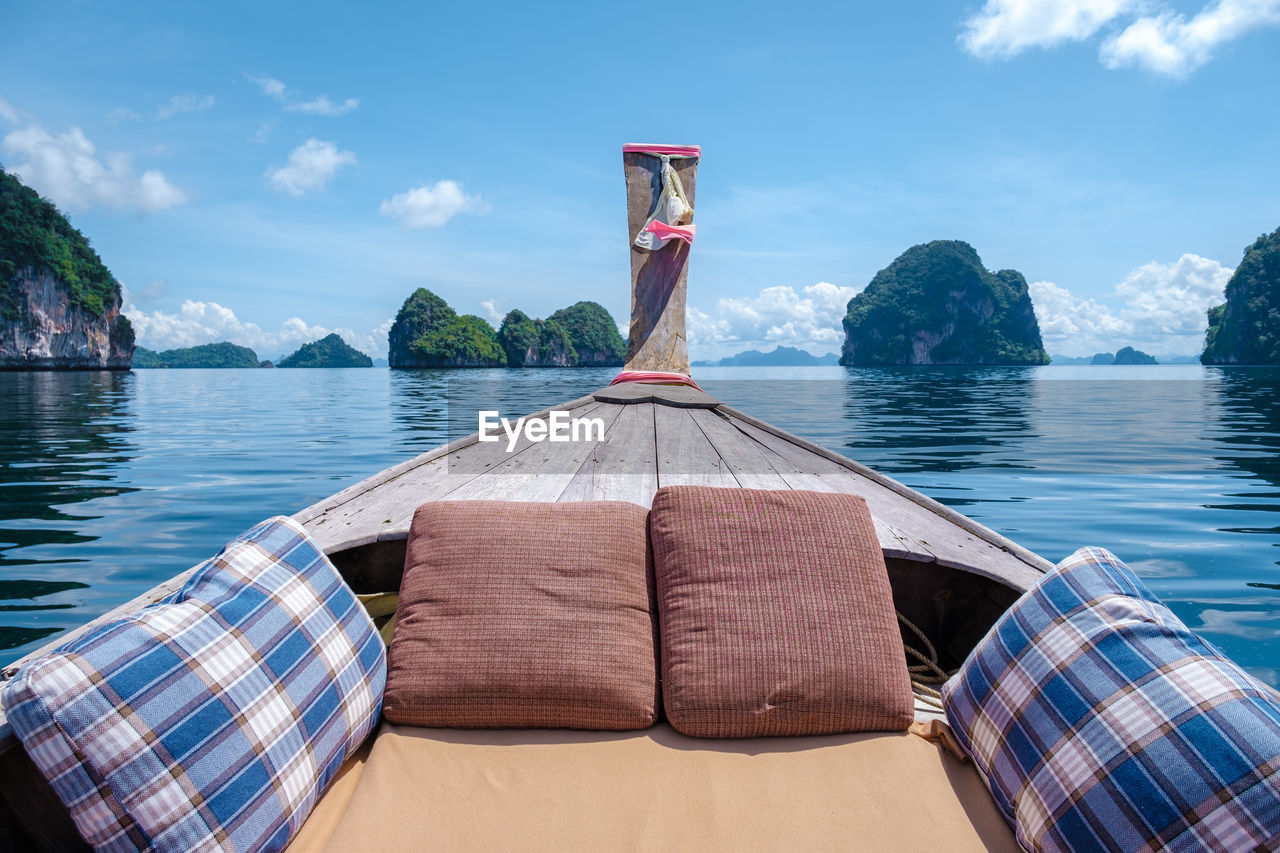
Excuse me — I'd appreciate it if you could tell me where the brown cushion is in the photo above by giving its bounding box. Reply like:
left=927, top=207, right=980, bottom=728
left=649, top=486, right=914, bottom=737
left=384, top=500, right=657, bottom=729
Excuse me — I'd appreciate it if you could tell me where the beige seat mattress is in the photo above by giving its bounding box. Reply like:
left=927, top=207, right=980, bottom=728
left=308, top=722, right=1016, bottom=852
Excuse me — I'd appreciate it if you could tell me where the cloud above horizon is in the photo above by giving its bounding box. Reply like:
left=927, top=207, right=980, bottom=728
left=156, top=93, right=216, bottom=120
left=379, top=180, right=488, bottom=228
left=1, top=120, right=186, bottom=213
left=285, top=96, right=359, bottom=116
left=960, top=0, right=1280, bottom=77
left=123, top=295, right=392, bottom=360
left=1030, top=253, right=1232, bottom=355
left=265, top=138, right=356, bottom=195
left=246, top=73, right=359, bottom=116
left=686, top=282, right=861, bottom=360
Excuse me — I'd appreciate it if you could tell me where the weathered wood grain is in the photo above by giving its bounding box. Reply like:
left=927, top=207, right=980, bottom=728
left=298, top=395, right=600, bottom=551
left=686, top=408, right=793, bottom=490
left=558, top=403, right=659, bottom=506
left=623, top=150, right=698, bottom=375
left=440, top=402, right=623, bottom=503
left=654, top=404, right=740, bottom=489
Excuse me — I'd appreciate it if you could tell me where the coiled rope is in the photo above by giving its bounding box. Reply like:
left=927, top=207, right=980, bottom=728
left=897, top=610, right=954, bottom=710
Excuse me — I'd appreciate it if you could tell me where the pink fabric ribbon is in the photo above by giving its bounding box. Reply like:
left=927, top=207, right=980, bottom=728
left=609, top=371, right=704, bottom=391
left=643, top=219, right=696, bottom=245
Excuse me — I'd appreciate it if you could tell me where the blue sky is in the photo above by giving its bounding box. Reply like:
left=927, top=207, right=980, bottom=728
left=2, top=0, right=1278, bottom=360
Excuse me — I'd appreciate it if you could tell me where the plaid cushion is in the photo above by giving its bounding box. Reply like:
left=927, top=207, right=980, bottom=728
left=1, top=516, right=386, bottom=853
left=942, top=547, right=1280, bottom=852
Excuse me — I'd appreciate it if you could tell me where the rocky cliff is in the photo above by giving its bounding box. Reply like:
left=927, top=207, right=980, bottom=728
left=2, top=266, right=134, bottom=369
left=546, top=302, right=625, bottom=366
left=840, top=240, right=1048, bottom=366
left=1113, top=346, right=1158, bottom=365
left=388, top=288, right=505, bottom=368
left=1201, top=227, right=1280, bottom=364
left=497, top=310, right=574, bottom=367
left=1, top=169, right=134, bottom=369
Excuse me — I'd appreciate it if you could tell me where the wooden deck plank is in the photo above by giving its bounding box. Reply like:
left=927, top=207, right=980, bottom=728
left=300, top=396, right=601, bottom=551
left=558, top=403, right=659, bottom=506
left=686, top=407, right=793, bottom=490
left=654, top=404, right=740, bottom=489
left=438, top=402, right=624, bottom=503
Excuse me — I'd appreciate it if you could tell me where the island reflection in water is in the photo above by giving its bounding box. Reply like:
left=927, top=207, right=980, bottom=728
left=0, top=365, right=1276, bottom=686
left=0, top=371, right=136, bottom=650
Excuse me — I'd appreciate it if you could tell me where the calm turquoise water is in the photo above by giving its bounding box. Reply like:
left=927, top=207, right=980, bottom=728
left=1, top=366, right=1277, bottom=686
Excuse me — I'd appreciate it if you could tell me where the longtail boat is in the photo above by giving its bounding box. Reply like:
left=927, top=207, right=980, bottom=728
left=0, top=145, right=1275, bottom=853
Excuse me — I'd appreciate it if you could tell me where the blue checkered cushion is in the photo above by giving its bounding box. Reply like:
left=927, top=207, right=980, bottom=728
left=942, top=547, right=1280, bottom=852
left=1, top=516, right=386, bottom=853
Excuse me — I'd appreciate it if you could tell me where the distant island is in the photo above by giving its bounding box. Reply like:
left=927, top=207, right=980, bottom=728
left=692, top=346, right=840, bottom=367
left=1049, top=347, right=1159, bottom=365
left=134, top=342, right=261, bottom=368
left=278, top=333, right=372, bottom=368
left=840, top=240, right=1049, bottom=366
left=0, top=168, right=135, bottom=369
left=1051, top=352, right=1195, bottom=365
left=1202, top=226, right=1280, bottom=364
left=389, top=288, right=625, bottom=368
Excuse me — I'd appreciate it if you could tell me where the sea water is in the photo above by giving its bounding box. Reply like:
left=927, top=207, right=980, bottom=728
left=1, top=365, right=1277, bottom=685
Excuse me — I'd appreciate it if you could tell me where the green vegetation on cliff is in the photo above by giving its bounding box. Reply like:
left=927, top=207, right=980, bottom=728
left=547, top=301, right=626, bottom=366
left=133, top=342, right=260, bottom=368
left=413, top=314, right=506, bottom=366
left=389, top=289, right=624, bottom=369
left=1, top=168, right=121, bottom=317
left=497, top=309, right=574, bottom=367
left=841, top=240, right=1049, bottom=366
left=388, top=288, right=504, bottom=367
left=1202, top=227, right=1280, bottom=364
left=278, top=333, right=373, bottom=368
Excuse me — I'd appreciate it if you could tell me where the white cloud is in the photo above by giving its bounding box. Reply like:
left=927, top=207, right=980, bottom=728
left=379, top=180, right=487, bottom=228
left=687, top=281, right=861, bottom=359
left=1101, top=0, right=1280, bottom=76
left=0, top=95, right=18, bottom=123
left=1113, top=253, right=1233, bottom=335
left=960, top=0, right=1133, bottom=58
left=1030, top=253, right=1232, bottom=355
left=1029, top=280, right=1131, bottom=351
left=959, top=0, right=1280, bottom=76
left=479, top=299, right=505, bottom=326
left=246, top=74, right=359, bottom=116
left=2, top=123, right=186, bottom=212
left=285, top=96, right=359, bottom=116
left=247, top=73, right=287, bottom=100
left=156, top=93, right=216, bottom=120
left=125, top=298, right=392, bottom=360
left=265, top=138, right=356, bottom=196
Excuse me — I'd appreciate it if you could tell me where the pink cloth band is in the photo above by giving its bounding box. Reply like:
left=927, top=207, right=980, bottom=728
left=609, top=371, right=704, bottom=391
left=622, top=143, right=701, bottom=157
left=643, top=220, right=696, bottom=245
